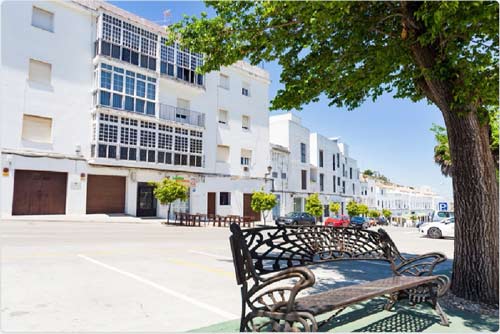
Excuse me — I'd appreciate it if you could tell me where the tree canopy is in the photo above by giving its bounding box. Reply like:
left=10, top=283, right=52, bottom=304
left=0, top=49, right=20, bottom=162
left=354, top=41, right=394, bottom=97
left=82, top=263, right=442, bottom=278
left=152, top=178, right=188, bottom=223
left=251, top=190, right=277, bottom=224
left=169, top=1, right=498, bottom=115
left=329, top=202, right=341, bottom=215
left=305, top=194, right=323, bottom=218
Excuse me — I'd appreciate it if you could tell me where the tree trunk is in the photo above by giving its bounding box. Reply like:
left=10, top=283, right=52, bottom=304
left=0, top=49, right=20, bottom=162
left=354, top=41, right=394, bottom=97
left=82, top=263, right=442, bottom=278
left=445, top=110, right=499, bottom=305
left=167, top=203, right=171, bottom=224
left=403, top=1, right=499, bottom=305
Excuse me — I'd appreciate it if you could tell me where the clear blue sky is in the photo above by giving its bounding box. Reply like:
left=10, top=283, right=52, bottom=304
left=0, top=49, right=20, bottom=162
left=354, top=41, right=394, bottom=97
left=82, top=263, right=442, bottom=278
left=110, top=1, right=453, bottom=199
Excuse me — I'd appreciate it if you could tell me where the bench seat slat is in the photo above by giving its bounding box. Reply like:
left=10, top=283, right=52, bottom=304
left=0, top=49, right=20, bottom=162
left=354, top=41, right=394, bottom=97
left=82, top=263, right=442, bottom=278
left=293, top=276, right=437, bottom=315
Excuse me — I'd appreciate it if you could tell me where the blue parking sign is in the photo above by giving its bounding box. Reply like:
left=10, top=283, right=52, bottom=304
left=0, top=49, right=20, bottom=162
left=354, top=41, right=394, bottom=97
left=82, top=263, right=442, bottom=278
left=438, top=202, right=448, bottom=211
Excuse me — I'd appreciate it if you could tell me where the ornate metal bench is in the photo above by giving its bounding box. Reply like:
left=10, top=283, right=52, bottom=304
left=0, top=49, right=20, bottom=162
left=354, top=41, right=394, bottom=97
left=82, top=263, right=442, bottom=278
left=229, top=224, right=450, bottom=332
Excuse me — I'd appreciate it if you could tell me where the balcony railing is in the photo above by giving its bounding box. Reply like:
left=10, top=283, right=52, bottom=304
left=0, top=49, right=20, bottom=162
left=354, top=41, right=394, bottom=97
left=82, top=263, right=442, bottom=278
left=159, top=104, right=205, bottom=128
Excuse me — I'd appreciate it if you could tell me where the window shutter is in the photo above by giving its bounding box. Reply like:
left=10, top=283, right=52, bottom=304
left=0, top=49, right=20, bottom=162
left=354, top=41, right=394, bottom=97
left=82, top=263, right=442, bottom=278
left=32, top=7, right=54, bottom=32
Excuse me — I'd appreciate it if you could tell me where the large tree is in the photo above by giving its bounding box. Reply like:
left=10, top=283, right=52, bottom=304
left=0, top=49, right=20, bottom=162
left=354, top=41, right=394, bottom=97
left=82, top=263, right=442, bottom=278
left=169, top=1, right=499, bottom=304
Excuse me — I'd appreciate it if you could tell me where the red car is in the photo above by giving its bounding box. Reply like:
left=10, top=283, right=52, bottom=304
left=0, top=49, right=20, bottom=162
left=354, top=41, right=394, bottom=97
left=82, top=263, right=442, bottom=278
left=324, top=215, right=350, bottom=227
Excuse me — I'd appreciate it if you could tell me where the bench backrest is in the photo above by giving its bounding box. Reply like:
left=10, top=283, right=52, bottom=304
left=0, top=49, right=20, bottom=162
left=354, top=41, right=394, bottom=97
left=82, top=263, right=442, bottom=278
left=229, top=224, right=404, bottom=284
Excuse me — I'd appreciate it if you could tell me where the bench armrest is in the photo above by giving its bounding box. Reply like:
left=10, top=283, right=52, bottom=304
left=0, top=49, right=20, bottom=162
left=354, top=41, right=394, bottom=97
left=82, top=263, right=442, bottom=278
left=395, top=252, right=447, bottom=276
left=246, top=267, right=316, bottom=313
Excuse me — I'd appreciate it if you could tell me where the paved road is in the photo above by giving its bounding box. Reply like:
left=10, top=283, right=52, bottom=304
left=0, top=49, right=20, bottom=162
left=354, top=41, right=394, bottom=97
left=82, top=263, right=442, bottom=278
left=0, top=221, right=454, bottom=332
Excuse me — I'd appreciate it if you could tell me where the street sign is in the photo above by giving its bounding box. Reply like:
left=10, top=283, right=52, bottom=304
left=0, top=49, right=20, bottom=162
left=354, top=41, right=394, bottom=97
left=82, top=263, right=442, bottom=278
left=438, top=202, right=448, bottom=211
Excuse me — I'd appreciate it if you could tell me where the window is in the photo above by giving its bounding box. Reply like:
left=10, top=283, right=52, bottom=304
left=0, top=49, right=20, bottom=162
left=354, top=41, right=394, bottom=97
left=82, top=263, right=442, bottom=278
left=342, top=164, right=345, bottom=177
left=332, top=154, right=336, bottom=170
left=241, top=149, right=252, bottom=166
left=242, top=115, right=250, bottom=130
left=352, top=183, right=355, bottom=195
left=319, top=173, right=324, bottom=191
left=22, top=115, right=52, bottom=143
left=29, top=59, right=51, bottom=85
left=272, top=172, right=278, bottom=178
left=218, top=109, right=228, bottom=125
left=301, top=170, right=307, bottom=190
left=350, top=167, right=353, bottom=179
left=219, top=74, right=229, bottom=89
left=333, top=176, right=336, bottom=192
left=342, top=181, right=346, bottom=194
left=300, top=143, right=306, bottom=163
left=242, top=82, right=250, bottom=96
left=220, top=192, right=231, bottom=205
left=319, top=150, right=324, bottom=167
left=217, top=145, right=229, bottom=162
left=337, top=153, right=340, bottom=168
left=97, top=64, right=156, bottom=114
left=281, top=172, right=287, bottom=179
left=32, top=7, right=53, bottom=32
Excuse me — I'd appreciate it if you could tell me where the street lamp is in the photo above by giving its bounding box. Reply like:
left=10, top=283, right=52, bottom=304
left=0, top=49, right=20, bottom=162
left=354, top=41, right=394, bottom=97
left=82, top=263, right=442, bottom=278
left=264, top=165, right=275, bottom=192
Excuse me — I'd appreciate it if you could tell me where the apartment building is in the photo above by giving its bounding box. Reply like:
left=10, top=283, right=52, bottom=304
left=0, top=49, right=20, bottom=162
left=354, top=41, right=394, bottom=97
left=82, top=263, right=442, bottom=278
left=0, top=0, right=270, bottom=219
left=269, top=113, right=360, bottom=219
left=359, top=174, right=441, bottom=220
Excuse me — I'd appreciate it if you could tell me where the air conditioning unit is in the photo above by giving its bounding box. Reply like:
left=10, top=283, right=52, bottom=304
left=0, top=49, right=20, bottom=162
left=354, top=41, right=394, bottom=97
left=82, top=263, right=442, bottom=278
left=243, top=166, right=249, bottom=172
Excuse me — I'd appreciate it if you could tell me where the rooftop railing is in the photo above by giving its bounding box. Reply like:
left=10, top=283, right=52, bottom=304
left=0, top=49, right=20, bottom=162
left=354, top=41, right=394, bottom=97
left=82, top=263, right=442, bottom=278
left=159, top=104, right=205, bottom=128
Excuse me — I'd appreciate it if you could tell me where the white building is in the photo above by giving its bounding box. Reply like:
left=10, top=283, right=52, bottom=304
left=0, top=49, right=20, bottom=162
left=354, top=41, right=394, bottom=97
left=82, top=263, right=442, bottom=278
left=0, top=0, right=270, bottom=219
left=359, top=174, right=441, bottom=221
left=269, top=113, right=360, bottom=219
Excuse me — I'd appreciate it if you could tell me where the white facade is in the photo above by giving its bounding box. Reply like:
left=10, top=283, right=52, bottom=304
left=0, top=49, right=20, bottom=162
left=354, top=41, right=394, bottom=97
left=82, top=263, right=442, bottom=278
left=0, top=0, right=270, bottom=218
left=359, top=174, right=441, bottom=220
left=269, top=113, right=360, bottom=219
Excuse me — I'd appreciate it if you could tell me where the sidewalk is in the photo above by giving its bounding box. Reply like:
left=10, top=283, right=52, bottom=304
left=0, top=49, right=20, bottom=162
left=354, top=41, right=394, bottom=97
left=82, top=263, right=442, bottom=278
left=190, top=298, right=498, bottom=333
left=1, top=214, right=166, bottom=224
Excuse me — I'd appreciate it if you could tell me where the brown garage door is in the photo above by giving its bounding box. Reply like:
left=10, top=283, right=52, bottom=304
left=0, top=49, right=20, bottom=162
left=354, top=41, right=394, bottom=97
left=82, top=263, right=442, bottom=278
left=13, top=170, right=67, bottom=215
left=86, top=175, right=125, bottom=214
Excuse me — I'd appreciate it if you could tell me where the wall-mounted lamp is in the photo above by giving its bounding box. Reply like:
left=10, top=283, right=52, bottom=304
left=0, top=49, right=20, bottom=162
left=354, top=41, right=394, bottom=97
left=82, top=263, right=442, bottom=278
left=2, top=167, right=9, bottom=177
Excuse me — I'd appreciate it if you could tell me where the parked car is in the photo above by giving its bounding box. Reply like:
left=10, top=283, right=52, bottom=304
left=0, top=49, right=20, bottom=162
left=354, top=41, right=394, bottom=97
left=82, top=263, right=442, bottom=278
left=419, top=217, right=454, bottom=239
left=432, top=210, right=454, bottom=222
left=324, top=215, right=350, bottom=227
left=368, top=218, right=377, bottom=227
left=377, top=217, right=388, bottom=226
left=275, top=212, right=316, bottom=226
left=350, top=216, right=368, bottom=229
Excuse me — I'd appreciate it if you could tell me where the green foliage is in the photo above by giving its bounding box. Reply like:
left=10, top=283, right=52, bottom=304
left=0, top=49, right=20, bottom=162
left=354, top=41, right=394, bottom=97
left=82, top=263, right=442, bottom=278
left=346, top=200, right=360, bottom=217
left=169, top=2, right=498, bottom=115
left=358, top=204, right=369, bottom=216
left=152, top=178, right=188, bottom=205
left=251, top=190, right=277, bottom=224
left=329, top=202, right=341, bottom=215
left=430, top=124, right=453, bottom=177
left=368, top=210, right=381, bottom=218
left=305, top=193, right=323, bottom=218
left=152, top=178, right=188, bottom=223
left=363, top=169, right=374, bottom=176
left=410, top=214, right=418, bottom=221
left=382, top=209, right=392, bottom=219
left=431, top=109, right=499, bottom=177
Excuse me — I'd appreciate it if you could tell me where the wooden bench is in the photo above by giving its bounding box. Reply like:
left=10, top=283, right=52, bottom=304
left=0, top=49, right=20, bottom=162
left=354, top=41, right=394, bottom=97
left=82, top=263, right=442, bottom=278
left=229, top=224, right=450, bottom=332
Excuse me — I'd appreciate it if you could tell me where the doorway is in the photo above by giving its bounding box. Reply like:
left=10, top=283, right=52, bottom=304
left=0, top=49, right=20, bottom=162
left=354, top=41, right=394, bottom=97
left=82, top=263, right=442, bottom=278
left=243, top=193, right=260, bottom=221
left=136, top=182, right=157, bottom=217
left=207, top=192, right=216, bottom=215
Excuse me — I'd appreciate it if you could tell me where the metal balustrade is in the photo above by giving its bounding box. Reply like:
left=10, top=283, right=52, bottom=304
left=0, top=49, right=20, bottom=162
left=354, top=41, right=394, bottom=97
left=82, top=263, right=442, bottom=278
left=159, top=104, right=205, bottom=128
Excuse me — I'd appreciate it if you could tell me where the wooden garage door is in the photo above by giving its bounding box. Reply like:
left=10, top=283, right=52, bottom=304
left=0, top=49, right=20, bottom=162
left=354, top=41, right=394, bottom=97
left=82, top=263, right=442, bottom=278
left=86, top=175, right=125, bottom=214
left=13, top=170, right=67, bottom=215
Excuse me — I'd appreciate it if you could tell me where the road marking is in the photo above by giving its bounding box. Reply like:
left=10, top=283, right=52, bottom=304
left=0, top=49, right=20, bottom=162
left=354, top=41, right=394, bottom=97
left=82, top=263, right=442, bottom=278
left=77, top=254, right=237, bottom=319
left=189, top=250, right=232, bottom=261
left=166, top=258, right=233, bottom=278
